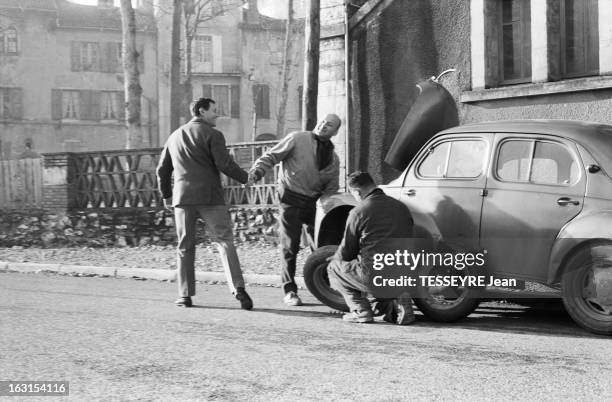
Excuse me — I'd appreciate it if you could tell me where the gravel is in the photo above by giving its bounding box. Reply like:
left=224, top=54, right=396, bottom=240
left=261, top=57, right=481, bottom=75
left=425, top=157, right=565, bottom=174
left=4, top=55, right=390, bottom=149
left=0, top=244, right=312, bottom=277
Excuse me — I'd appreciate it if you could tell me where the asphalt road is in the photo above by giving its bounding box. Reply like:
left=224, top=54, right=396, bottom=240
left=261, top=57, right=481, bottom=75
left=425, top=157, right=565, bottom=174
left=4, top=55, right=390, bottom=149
left=1, top=272, right=610, bottom=401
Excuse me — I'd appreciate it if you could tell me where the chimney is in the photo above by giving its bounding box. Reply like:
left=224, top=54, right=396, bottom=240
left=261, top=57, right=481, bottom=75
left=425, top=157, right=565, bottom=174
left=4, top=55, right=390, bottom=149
left=246, top=0, right=260, bottom=24
left=98, top=0, right=114, bottom=8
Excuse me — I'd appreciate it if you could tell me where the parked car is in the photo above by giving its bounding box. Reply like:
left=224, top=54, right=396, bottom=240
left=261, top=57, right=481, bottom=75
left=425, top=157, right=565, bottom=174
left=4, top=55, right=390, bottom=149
left=304, top=79, right=612, bottom=335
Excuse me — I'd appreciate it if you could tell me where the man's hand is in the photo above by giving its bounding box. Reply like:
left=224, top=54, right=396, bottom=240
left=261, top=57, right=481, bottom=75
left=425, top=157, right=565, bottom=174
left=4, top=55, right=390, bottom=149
left=248, top=168, right=263, bottom=184
left=163, top=197, right=173, bottom=211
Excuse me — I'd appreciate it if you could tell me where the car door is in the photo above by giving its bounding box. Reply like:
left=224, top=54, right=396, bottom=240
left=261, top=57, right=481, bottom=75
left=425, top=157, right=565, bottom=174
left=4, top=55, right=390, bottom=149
left=400, top=134, right=491, bottom=252
left=480, top=134, right=585, bottom=282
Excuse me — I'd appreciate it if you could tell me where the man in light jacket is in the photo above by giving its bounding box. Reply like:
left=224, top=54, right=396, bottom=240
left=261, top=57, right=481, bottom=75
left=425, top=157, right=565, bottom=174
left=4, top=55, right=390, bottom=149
left=156, top=97, right=253, bottom=309
left=249, top=114, right=341, bottom=306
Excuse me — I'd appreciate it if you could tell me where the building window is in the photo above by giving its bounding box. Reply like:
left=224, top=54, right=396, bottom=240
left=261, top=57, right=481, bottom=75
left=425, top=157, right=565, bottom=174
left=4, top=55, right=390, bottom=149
left=70, top=41, right=139, bottom=73
left=81, top=42, right=100, bottom=71
left=194, top=35, right=213, bottom=63
left=0, top=27, right=18, bottom=54
left=0, top=87, right=23, bottom=119
left=560, top=0, right=599, bottom=78
left=62, top=91, right=80, bottom=119
left=253, top=84, right=270, bottom=119
left=499, top=0, right=531, bottom=84
left=101, top=91, right=123, bottom=121
left=202, top=84, right=240, bottom=118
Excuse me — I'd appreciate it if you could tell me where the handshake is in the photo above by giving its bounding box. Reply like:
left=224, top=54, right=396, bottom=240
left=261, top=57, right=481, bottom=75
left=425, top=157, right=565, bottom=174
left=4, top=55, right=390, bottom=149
left=244, top=168, right=265, bottom=187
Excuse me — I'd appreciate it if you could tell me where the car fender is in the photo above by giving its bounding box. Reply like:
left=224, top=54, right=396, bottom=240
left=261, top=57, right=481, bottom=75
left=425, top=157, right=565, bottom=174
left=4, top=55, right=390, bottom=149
left=315, top=193, right=357, bottom=247
left=548, top=210, right=612, bottom=283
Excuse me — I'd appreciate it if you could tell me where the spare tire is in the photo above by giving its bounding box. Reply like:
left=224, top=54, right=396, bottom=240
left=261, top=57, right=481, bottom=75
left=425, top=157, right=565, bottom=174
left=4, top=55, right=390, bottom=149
left=303, top=246, right=349, bottom=312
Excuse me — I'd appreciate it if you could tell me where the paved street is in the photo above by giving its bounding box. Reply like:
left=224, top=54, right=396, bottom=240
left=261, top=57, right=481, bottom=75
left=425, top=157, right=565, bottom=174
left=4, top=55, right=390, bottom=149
left=1, top=271, right=610, bottom=401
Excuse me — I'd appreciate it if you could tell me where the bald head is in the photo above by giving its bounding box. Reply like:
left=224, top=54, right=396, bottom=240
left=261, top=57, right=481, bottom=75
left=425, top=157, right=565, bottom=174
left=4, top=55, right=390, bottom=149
left=313, top=114, right=341, bottom=139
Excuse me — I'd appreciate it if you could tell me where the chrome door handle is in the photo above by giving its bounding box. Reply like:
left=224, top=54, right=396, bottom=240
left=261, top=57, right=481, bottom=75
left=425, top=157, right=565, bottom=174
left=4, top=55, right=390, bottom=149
left=403, top=189, right=416, bottom=197
left=557, top=197, right=579, bottom=206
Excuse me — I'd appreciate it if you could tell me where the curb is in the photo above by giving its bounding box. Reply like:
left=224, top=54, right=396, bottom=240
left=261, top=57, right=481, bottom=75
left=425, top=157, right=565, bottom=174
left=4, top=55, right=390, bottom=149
left=0, top=261, right=305, bottom=288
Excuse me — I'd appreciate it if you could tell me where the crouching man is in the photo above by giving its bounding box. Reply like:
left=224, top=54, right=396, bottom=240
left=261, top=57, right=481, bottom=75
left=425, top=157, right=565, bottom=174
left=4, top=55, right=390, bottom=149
left=328, top=171, right=415, bottom=324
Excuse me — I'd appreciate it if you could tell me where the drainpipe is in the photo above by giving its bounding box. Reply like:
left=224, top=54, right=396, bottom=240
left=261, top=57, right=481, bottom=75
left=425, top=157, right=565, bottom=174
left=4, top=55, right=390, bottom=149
left=343, top=0, right=351, bottom=189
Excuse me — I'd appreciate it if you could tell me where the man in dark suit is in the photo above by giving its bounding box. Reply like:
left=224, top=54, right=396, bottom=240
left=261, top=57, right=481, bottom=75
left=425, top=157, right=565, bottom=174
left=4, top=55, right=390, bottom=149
left=156, top=97, right=253, bottom=309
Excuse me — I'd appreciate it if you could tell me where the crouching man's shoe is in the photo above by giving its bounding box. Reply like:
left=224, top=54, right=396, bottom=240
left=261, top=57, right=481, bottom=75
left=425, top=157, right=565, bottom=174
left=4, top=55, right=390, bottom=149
left=342, top=310, right=374, bottom=323
left=393, top=295, right=415, bottom=325
left=235, top=287, right=253, bottom=310
left=283, top=291, right=303, bottom=306
left=175, top=296, right=193, bottom=307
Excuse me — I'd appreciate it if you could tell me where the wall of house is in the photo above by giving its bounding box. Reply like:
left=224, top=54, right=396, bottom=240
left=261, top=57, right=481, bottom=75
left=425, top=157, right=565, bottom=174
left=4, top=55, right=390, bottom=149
left=0, top=6, right=158, bottom=158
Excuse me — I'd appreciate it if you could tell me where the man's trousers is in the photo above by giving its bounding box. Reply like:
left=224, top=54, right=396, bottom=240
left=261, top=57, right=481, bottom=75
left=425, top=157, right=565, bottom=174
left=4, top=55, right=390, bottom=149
left=174, top=205, right=245, bottom=297
left=279, top=203, right=315, bottom=294
left=327, top=258, right=372, bottom=313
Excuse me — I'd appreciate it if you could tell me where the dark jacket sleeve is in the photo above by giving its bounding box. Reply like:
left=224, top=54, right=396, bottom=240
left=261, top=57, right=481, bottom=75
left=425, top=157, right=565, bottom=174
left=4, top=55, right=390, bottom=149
left=337, top=209, right=361, bottom=262
left=210, top=130, right=248, bottom=184
left=156, top=145, right=173, bottom=199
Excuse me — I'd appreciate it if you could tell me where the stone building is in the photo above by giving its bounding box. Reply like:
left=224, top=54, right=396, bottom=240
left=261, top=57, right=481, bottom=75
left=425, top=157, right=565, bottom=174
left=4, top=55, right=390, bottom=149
left=319, top=0, right=612, bottom=182
left=0, top=0, right=158, bottom=159
left=156, top=0, right=305, bottom=144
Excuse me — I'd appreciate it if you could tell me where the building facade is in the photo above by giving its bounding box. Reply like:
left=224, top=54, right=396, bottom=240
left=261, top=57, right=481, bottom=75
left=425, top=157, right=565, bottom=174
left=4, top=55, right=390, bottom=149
left=156, top=0, right=304, bottom=144
left=0, top=0, right=158, bottom=159
left=320, top=0, right=612, bottom=182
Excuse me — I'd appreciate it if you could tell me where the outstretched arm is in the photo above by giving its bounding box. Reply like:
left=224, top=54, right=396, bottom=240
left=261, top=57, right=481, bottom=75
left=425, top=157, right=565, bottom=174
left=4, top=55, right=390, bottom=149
left=210, top=132, right=248, bottom=184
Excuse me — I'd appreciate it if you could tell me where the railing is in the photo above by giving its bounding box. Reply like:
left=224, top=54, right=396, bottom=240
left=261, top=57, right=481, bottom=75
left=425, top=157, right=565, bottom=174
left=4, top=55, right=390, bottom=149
left=0, top=158, right=43, bottom=209
left=69, top=141, right=279, bottom=209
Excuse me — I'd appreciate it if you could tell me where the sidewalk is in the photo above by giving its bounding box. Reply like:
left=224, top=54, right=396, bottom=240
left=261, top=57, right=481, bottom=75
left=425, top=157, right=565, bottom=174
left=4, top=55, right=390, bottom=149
left=0, top=260, right=305, bottom=289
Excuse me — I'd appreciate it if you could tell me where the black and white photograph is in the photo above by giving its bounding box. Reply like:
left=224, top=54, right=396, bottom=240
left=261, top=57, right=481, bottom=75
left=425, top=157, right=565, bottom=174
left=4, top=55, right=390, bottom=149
left=1, top=0, right=611, bottom=400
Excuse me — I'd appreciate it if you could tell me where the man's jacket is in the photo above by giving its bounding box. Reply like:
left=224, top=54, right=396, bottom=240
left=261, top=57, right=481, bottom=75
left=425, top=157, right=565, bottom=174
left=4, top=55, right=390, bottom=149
left=252, top=131, right=339, bottom=198
left=156, top=117, right=248, bottom=206
left=336, top=188, right=414, bottom=271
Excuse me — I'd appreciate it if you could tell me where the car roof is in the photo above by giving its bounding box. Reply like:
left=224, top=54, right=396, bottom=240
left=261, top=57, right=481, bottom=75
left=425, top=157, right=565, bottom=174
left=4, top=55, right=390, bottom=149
left=436, top=119, right=612, bottom=172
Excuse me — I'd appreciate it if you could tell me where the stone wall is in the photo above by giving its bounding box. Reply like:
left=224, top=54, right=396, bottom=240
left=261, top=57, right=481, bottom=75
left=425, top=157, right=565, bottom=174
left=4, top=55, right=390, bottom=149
left=0, top=207, right=279, bottom=248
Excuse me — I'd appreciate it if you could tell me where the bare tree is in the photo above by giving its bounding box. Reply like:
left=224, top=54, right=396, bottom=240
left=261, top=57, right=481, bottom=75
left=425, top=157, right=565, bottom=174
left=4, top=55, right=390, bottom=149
left=181, top=0, right=246, bottom=119
left=119, top=0, right=144, bottom=149
left=275, top=0, right=296, bottom=138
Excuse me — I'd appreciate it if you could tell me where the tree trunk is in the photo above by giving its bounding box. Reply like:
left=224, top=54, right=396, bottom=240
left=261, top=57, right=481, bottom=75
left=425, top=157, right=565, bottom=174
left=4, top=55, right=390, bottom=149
left=276, top=0, right=294, bottom=138
left=183, top=18, right=194, bottom=122
left=169, top=0, right=182, bottom=132
left=303, top=0, right=319, bottom=131
left=120, top=0, right=143, bottom=149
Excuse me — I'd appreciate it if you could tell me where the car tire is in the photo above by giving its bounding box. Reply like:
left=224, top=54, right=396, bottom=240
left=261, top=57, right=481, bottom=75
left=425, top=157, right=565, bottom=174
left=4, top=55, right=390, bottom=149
left=303, top=245, right=349, bottom=312
left=412, top=265, right=481, bottom=322
left=561, top=241, right=612, bottom=336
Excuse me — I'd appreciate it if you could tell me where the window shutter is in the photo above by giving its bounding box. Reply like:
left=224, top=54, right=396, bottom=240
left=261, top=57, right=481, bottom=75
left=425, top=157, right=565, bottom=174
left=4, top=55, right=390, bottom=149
left=137, top=43, right=145, bottom=73
left=117, top=91, right=125, bottom=121
left=10, top=88, right=22, bottom=119
left=79, top=90, right=100, bottom=121
left=70, top=42, right=81, bottom=71
left=212, top=35, right=222, bottom=73
left=51, top=89, right=63, bottom=120
left=230, top=84, right=240, bottom=118
left=202, top=84, right=212, bottom=98
left=100, top=42, right=110, bottom=73
left=262, top=85, right=270, bottom=118
left=546, top=0, right=561, bottom=81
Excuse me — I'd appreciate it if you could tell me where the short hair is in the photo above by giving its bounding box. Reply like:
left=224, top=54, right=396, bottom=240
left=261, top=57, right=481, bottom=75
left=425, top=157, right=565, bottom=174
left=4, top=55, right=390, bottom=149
left=190, top=98, right=216, bottom=116
left=347, top=171, right=375, bottom=189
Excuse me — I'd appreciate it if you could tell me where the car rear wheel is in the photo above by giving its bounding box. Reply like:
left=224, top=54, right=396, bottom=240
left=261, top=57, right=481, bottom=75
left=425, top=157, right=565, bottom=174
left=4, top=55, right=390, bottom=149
left=412, top=265, right=481, bottom=322
left=303, top=245, right=349, bottom=312
left=561, top=242, right=612, bottom=335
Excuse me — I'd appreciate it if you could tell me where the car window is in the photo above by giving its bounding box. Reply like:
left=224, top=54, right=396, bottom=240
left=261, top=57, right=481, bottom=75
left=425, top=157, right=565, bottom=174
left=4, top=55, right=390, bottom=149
left=418, top=139, right=485, bottom=179
left=447, top=140, right=486, bottom=178
left=418, top=142, right=450, bottom=178
left=496, top=139, right=579, bottom=186
left=497, top=140, right=531, bottom=182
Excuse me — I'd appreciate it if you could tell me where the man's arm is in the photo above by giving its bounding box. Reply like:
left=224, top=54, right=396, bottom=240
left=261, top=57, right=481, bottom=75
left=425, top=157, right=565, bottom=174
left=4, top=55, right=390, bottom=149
left=335, top=209, right=361, bottom=262
left=321, top=154, right=340, bottom=195
left=156, top=145, right=173, bottom=204
left=250, top=133, right=296, bottom=178
left=210, top=131, right=248, bottom=184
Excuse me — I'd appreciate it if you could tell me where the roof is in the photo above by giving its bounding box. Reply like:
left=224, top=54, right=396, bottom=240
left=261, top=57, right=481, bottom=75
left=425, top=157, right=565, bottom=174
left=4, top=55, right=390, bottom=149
left=0, top=0, right=156, bottom=32
left=439, top=119, right=612, bottom=173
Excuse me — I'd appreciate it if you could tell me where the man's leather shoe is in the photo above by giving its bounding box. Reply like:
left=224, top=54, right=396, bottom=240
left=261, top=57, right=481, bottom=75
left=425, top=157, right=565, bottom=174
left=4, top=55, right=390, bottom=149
left=394, top=295, right=415, bottom=325
left=235, top=287, right=253, bottom=310
left=283, top=291, right=303, bottom=306
left=175, top=296, right=192, bottom=307
left=342, top=310, right=374, bottom=323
